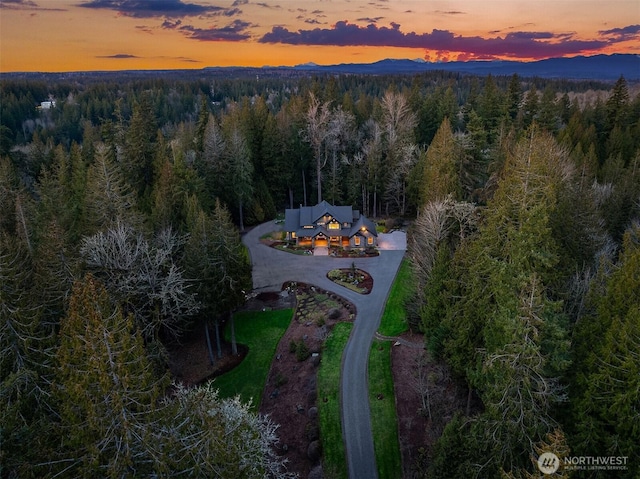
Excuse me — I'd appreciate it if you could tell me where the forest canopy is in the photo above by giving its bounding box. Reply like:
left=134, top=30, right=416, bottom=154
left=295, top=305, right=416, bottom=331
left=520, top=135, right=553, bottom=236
left=1, top=70, right=638, bottom=477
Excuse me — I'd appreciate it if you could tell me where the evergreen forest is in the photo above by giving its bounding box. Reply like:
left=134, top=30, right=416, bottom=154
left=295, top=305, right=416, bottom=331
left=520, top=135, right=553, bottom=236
left=1, top=70, right=638, bottom=478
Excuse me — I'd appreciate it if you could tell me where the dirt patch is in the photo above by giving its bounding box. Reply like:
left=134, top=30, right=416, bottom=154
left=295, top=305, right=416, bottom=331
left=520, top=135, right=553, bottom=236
left=390, top=332, right=474, bottom=478
left=167, top=322, right=247, bottom=386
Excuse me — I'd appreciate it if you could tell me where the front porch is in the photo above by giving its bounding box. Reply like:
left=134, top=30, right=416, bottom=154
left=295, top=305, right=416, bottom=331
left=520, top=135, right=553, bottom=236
left=296, top=235, right=350, bottom=249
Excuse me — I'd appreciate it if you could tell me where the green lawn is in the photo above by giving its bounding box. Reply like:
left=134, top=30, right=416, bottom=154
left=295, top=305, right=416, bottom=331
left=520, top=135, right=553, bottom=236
left=317, top=322, right=353, bottom=479
left=214, top=309, right=293, bottom=410
left=369, top=340, right=402, bottom=479
left=378, top=259, right=413, bottom=337
left=370, top=258, right=412, bottom=478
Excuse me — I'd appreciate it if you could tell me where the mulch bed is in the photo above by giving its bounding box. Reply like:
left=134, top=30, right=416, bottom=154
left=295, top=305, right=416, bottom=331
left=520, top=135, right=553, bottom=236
left=326, top=267, right=373, bottom=294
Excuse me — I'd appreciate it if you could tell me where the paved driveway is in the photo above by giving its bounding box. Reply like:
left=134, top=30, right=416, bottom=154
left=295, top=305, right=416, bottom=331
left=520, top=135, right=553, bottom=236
left=243, top=221, right=406, bottom=479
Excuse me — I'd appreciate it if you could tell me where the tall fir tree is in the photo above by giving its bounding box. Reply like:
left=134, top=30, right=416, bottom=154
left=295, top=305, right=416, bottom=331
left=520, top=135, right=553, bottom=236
left=54, top=275, right=170, bottom=478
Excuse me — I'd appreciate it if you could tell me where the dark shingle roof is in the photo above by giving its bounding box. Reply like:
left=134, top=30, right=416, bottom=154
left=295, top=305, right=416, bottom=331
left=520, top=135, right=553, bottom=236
left=285, top=201, right=376, bottom=238
left=284, top=208, right=301, bottom=232
left=349, top=215, right=378, bottom=237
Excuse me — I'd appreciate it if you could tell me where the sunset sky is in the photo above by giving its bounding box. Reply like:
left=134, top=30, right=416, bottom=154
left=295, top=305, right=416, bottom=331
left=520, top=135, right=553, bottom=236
left=1, top=0, right=638, bottom=72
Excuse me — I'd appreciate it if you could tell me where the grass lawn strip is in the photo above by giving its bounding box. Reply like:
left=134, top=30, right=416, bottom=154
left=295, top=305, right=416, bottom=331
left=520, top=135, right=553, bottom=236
left=215, top=309, right=293, bottom=410
left=369, top=340, right=402, bottom=479
left=317, top=322, right=352, bottom=479
left=378, top=259, right=412, bottom=336
left=369, top=258, right=411, bottom=478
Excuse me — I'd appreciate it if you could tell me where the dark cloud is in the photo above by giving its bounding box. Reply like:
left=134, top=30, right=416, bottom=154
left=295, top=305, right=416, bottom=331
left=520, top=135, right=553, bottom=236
left=78, top=0, right=227, bottom=18
left=161, top=19, right=182, bottom=29
left=259, top=21, right=612, bottom=59
left=96, top=53, right=200, bottom=63
left=224, top=8, right=242, bottom=16
left=1, top=0, right=38, bottom=6
left=177, top=19, right=253, bottom=41
left=158, top=55, right=200, bottom=63
left=1, top=0, right=66, bottom=11
left=599, top=24, right=640, bottom=40
left=136, top=25, right=153, bottom=33
left=256, top=2, right=282, bottom=8
left=356, top=17, right=384, bottom=23
left=231, top=0, right=248, bottom=5
left=96, top=53, right=139, bottom=58
left=434, top=10, right=466, bottom=15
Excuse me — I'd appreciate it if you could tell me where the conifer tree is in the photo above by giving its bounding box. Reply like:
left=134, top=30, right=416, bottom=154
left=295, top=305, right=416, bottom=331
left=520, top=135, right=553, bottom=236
left=571, top=223, right=640, bottom=478
left=432, top=128, right=572, bottom=473
left=0, top=237, right=54, bottom=477
left=224, top=121, right=254, bottom=231
left=505, top=73, right=523, bottom=123
left=124, top=94, right=157, bottom=203
left=184, top=197, right=251, bottom=357
left=54, top=275, right=169, bottom=477
left=84, top=143, right=143, bottom=233
left=419, top=118, right=462, bottom=206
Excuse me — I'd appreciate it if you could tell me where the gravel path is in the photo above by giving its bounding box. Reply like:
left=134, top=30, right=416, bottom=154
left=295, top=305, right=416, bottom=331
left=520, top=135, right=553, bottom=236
left=243, top=221, right=406, bottom=479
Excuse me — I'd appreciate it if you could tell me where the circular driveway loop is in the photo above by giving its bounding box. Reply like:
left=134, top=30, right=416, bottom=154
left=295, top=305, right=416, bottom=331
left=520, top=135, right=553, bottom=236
left=243, top=221, right=406, bottom=479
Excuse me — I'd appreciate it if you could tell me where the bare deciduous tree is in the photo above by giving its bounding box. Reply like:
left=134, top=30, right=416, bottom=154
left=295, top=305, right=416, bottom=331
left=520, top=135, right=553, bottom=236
left=165, top=382, right=297, bottom=479
left=408, top=197, right=477, bottom=300
left=304, top=93, right=333, bottom=203
left=80, top=221, right=199, bottom=340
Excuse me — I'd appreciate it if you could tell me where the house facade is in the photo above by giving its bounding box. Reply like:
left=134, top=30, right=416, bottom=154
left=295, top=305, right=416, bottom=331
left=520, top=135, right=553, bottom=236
left=284, top=200, right=377, bottom=249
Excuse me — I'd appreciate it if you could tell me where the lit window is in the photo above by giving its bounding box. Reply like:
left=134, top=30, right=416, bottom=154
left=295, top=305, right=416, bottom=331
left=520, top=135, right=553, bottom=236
left=367, top=236, right=374, bottom=245
left=291, top=232, right=296, bottom=239
left=354, top=236, right=361, bottom=246
left=328, top=222, right=340, bottom=230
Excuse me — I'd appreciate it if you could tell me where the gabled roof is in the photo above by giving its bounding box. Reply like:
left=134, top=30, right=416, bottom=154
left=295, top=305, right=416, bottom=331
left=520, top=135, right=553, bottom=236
left=284, top=208, right=300, bottom=233
left=349, top=215, right=378, bottom=237
left=311, top=200, right=353, bottom=224
left=285, top=201, right=376, bottom=238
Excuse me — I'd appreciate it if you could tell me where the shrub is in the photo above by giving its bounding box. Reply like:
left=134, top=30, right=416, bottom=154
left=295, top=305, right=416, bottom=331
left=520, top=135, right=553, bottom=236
left=274, top=371, right=288, bottom=387
left=295, top=340, right=311, bottom=361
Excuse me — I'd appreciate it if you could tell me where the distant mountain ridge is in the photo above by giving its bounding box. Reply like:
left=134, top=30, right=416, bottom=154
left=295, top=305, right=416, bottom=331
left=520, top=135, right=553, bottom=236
left=2, top=54, right=637, bottom=81
left=286, top=54, right=639, bottom=80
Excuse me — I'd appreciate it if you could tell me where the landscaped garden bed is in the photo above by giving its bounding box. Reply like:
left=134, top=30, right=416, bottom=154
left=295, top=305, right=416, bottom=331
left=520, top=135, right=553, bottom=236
left=272, top=241, right=313, bottom=255
left=327, top=266, right=373, bottom=294
left=260, top=282, right=355, bottom=478
left=330, top=246, right=379, bottom=257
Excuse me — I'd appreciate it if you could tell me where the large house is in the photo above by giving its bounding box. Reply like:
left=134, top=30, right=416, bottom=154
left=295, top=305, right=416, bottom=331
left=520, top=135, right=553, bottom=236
left=284, top=200, right=377, bottom=249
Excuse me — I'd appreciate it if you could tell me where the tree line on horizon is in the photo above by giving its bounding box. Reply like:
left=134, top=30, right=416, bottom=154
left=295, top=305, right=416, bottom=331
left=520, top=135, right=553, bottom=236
left=0, top=71, right=638, bottom=477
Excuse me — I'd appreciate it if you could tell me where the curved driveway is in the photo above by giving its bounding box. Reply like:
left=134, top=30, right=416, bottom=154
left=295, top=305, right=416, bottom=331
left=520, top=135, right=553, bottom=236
left=243, top=221, right=406, bottom=479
